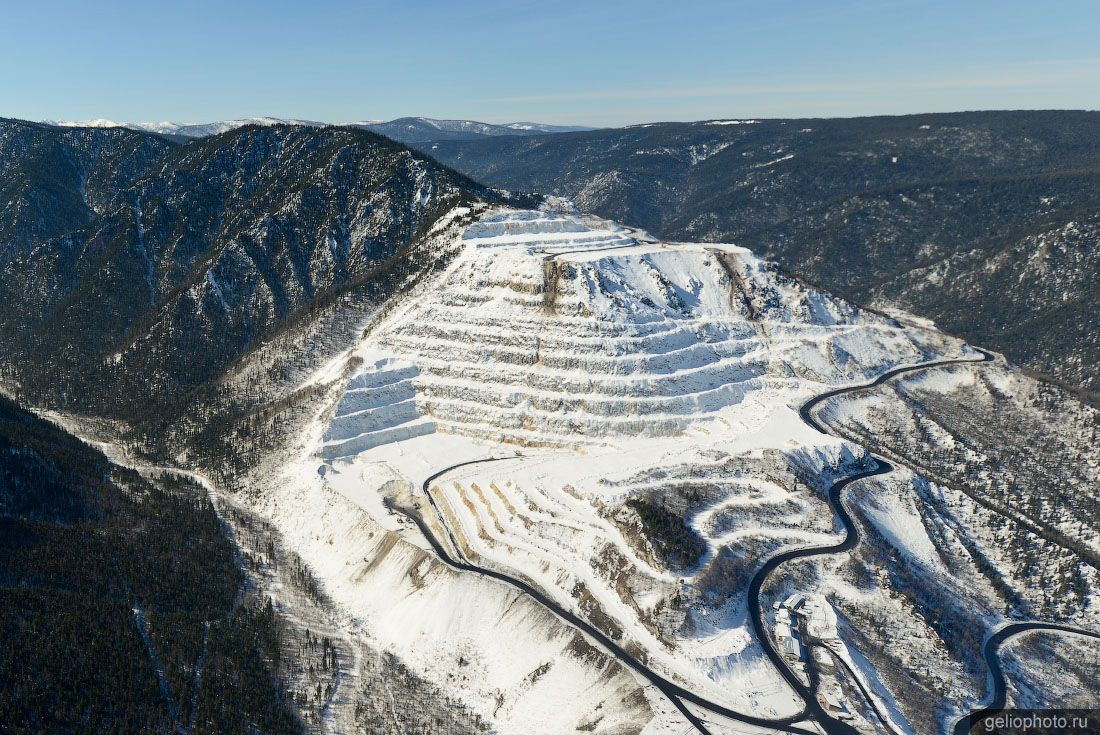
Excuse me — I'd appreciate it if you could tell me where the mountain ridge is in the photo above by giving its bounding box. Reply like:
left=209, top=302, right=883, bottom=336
left=42, top=115, right=596, bottom=143
left=0, top=120, right=522, bottom=442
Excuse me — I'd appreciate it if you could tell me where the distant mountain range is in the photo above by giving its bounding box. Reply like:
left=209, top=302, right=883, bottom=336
left=27, top=112, right=1100, bottom=403
left=43, top=116, right=327, bottom=138
left=43, top=116, right=595, bottom=144
left=363, top=117, right=593, bottom=143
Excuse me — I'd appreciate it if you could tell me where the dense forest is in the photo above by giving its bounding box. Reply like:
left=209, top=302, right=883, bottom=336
left=625, top=498, right=707, bottom=571
left=0, top=395, right=301, bottom=734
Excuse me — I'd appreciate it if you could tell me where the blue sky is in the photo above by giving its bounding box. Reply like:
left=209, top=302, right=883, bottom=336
left=3, top=0, right=1098, bottom=127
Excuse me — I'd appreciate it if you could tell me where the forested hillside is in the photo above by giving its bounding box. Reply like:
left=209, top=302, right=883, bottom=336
left=0, top=120, right=516, bottom=472
left=0, top=118, right=171, bottom=263
left=0, top=395, right=300, bottom=734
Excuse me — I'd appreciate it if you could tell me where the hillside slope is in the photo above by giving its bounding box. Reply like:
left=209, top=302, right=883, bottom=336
left=0, top=121, right=507, bottom=437
left=0, top=118, right=172, bottom=262
left=0, top=394, right=300, bottom=734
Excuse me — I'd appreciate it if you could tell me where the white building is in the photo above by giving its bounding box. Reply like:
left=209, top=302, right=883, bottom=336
left=797, top=594, right=839, bottom=642
left=783, top=593, right=806, bottom=610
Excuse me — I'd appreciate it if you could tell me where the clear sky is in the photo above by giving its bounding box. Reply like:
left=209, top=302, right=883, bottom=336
left=3, top=0, right=1098, bottom=127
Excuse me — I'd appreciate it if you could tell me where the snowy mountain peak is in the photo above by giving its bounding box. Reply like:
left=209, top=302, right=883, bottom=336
left=385, top=117, right=592, bottom=135
left=42, top=116, right=325, bottom=138
left=505, top=121, right=594, bottom=133
left=45, top=118, right=126, bottom=128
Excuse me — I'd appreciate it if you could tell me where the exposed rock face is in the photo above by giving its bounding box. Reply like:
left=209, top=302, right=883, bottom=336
left=323, top=210, right=950, bottom=454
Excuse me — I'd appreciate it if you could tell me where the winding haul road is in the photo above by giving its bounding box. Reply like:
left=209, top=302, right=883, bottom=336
left=745, top=348, right=997, bottom=735
left=394, top=345, right=1099, bottom=735
left=779, top=346, right=1098, bottom=735
left=392, top=459, right=815, bottom=735
left=951, top=622, right=1100, bottom=735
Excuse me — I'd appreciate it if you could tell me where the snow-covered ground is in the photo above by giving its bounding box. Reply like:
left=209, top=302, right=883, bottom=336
left=242, top=208, right=976, bottom=732
left=321, top=210, right=950, bottom=454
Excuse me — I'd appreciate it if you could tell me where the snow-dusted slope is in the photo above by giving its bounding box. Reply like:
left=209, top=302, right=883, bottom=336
left=45, top=117, right=325, bottom=137
left=274, top=208, right=968, bottom=730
